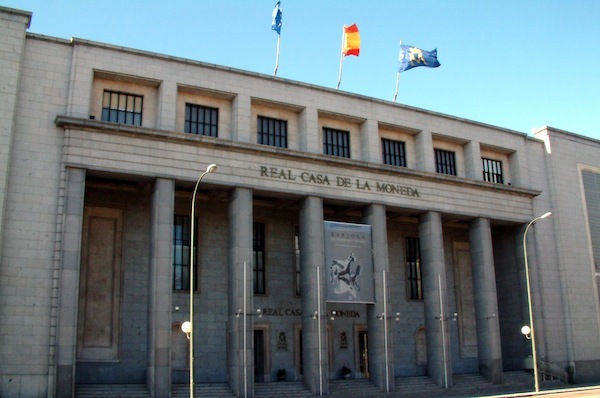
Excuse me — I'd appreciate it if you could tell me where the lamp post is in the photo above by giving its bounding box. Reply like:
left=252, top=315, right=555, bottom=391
left=522, top=211, right=552, bottom=393
left=183, top=163, right=217, bottom=398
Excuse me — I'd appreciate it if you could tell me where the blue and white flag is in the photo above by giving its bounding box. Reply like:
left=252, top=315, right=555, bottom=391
left=398, top=44, right=440, bottom=72
left=271, top=2, right=282, bottom=35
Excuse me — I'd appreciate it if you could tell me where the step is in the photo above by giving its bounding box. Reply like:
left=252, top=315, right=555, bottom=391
left=503, top=370, right=534, bottom=386
left=172, top=383, right=235, bottom=397
left=255, top=381, right=313, bottom=397
left=396, top=376, right=442, bottom=396
left=329, top=378, right=381, bottom=397
left=75, top=384, right=149, bottom=398
left=453, top=373, right=494, bottom=387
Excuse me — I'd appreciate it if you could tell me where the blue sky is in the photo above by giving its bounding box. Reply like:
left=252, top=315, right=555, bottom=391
left=7, top=0, right=600, bottom=140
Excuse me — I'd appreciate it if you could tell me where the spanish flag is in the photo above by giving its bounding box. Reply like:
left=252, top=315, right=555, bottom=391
left=342, top=24, right=360, bottom=56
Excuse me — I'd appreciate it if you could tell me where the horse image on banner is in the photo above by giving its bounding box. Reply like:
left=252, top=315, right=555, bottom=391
left=329, top=252, right=361, bottom=298
left=324, top=221, right=374, bottom=303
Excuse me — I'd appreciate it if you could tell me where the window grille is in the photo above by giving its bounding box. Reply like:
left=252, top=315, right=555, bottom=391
left=101, top=90, right=143, bottom=126
left=406, top=237, right=423, bottom=300
left=482, top=158, right=504, bottom=184
left=323, top=127, right=350, bottom=158
left=185, top=103, right=218, bottom=137
left=258, top=116, right=288, bottom=148
left=253, top=222, right=266, bottom=294
left=434, top=148, right=457, bottom=175
left=173, top=215, right=197, bottom=291
left=382, top=138, right=407, bottom=167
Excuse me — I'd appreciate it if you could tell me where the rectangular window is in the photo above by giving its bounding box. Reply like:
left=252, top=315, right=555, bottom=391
left=406, top=237, right=422, bottom=300
left=323, top=127, right=350, bottom=158
left=185, top=103, right=218, bottom=137
left=253, top=222, right=266, bottom=295
left=434, top=148, right=457, bottom=176
left=101, top=90, right=143, bottom=126
left=258, top=116, right=288, bottom=148
left=482, top=158, right=504, bottom=184
left=173, top=215, right=197, bottom=291
left=382, top=138, right=407, bottom=167
left=294, top=226, right=301, bottom=296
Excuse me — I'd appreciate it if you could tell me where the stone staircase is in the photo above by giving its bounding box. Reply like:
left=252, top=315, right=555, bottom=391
left=395, top=375, right=443, bottom=397
left=75, top=384, right=150, bottom=398
left=171, top=383, right=235, bottom=397
left=393, top=371, right=540, bottom=397
left=255, top=381, right=313, bottom=397
left=329, top=378, right=382, bottom=397
left=453, top=373, right=513, bottom=396
left=75, top=372, right=565, bottom=398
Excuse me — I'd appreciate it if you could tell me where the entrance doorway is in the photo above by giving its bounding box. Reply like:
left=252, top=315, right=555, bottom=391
left=254, top=329, right=266, bottom=382
left=294, top=325, right=303, bottom=378
left=356, top=326, right=369, bottom=379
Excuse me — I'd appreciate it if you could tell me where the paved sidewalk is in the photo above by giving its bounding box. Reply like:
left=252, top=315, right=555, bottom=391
left=481, top=385, right=600, bottom=398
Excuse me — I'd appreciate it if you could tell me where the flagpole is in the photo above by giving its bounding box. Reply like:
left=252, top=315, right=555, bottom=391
left=393, top=40, right=402, bottom=102
left=336, top=26, right=345, bottom=89
left=274, top=34, right=281, bottom=76
left=393, top=72, right=400, bottom=102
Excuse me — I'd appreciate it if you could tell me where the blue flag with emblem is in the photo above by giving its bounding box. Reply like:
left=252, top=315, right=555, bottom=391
left=398, top=44, right=441, bottom=72
left=271, top=2, right=282, bottom=35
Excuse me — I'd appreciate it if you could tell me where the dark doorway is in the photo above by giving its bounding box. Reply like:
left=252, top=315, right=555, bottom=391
left=358, top=330, right=369, bottom=378
left=254, top=329, right=265, bottom=382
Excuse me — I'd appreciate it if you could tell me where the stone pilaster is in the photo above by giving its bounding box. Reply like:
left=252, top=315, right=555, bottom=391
left=56, top=167, right=86, bottom=398
left=232, top=94, right=251, bottom=143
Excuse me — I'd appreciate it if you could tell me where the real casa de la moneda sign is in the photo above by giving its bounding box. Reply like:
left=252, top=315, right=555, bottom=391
left=259, top=166, right=421, bottom=198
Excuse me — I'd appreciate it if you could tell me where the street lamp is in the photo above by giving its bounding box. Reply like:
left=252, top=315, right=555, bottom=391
left=184, top=163, right=217, bottom=398
left=522, top=211, right=552, bottom=393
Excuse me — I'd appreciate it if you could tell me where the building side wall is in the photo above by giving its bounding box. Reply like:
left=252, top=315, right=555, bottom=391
left=535, top=128, right=600, bottom=381
left=0, top=33, right=71, bottom=396
left=0, top=8, right=30, bottom=259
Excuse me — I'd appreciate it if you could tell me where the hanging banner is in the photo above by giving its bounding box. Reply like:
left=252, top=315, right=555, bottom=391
left=324, top=221, right=374, bottom=303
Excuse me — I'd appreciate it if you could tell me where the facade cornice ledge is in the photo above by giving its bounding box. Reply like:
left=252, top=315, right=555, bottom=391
left=533, top=125, right=600, bottom=146
left=0, top=6, right=32, bottom=27
left=55, top=115, right=541, bottom=198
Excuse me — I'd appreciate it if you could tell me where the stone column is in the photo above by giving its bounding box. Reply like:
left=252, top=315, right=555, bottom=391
left=418, top=211, right=451, bottom=387
left=468, top=218, right=503, bottom=383
left=147, top=178, right=174, bottom=397
left=56, top=167, right=86, bottom=398
left=227, top=187, right=254, bottom=397
left=363, top=204, right=394, bottom=392
left=299, top=196, right=328, bottom=395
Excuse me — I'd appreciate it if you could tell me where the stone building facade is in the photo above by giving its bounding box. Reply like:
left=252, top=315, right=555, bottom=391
left=1, top=6, right=599, bottom=398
